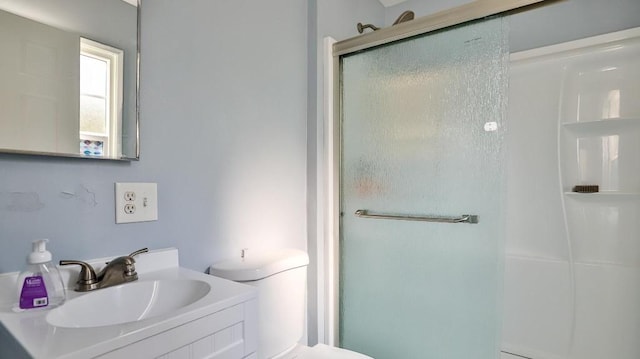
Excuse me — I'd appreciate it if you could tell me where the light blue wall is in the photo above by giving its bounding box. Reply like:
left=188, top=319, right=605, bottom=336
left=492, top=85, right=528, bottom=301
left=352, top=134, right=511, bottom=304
left=385, top=0, right=469, bottom=26
left=0, top=0, right=309, bottom=274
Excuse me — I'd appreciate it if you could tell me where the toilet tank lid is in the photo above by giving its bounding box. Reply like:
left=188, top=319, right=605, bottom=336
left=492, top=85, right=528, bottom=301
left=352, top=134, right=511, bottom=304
left=210, top=248, right=309, bottom=281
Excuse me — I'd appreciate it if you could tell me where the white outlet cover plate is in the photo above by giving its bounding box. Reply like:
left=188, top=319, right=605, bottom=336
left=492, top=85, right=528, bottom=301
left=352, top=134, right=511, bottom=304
left=115, top=182, right=158, bottom=224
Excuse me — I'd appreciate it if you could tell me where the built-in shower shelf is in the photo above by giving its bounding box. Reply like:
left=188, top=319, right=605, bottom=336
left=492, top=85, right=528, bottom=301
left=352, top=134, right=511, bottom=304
left=562, top=118, right=640, bottom=135
left=564, top=191, right=640, bottom=201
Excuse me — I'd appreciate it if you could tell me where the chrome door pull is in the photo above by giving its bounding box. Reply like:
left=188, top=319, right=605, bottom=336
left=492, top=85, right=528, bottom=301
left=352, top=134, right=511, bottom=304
left=355, top=209, right=478, bottom=224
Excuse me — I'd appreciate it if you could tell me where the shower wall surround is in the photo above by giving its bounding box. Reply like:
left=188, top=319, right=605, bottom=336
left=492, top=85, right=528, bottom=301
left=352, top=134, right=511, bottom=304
left=503, top=27, right=640, bottom=359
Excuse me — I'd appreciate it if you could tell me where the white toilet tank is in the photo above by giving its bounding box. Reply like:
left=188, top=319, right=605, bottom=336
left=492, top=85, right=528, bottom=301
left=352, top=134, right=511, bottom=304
left=210, top=248, right=309, bottom=359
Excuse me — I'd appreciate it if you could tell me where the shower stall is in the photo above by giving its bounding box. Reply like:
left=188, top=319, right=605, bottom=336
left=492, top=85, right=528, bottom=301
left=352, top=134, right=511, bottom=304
left=324, top=1, right=640, bottom=358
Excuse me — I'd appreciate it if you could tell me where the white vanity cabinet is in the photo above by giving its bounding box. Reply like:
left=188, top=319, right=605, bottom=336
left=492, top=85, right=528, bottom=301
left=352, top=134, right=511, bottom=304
left=98, top=299, right=258, bottom=359
left=0, top=248, right=258, bottom=359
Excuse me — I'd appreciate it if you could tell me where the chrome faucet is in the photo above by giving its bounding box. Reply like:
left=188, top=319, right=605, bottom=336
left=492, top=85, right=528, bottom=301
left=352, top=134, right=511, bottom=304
left=60, top=248, right=149, bottom=292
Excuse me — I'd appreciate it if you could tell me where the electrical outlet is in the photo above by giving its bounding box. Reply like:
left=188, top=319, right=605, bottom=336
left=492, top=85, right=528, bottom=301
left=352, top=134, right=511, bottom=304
left=115, top=183, right=158, bottom=224
left=124, top=191, right=136, bottom=202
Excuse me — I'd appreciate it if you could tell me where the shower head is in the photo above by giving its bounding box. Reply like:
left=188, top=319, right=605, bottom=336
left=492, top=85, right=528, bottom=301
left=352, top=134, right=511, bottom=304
left=357, top=22, right=380, bottom=34
left=357, top=10, right=413, bottom=34
left=392, top=10, right=415, bottom=25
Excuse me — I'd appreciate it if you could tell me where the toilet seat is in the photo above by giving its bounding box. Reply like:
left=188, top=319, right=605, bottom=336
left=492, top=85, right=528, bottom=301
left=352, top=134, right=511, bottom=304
left=278, top=344, right=373, bottom=359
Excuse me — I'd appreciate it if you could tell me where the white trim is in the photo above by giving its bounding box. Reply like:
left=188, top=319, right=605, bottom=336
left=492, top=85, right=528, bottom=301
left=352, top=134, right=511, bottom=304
left=318, top=36, right=338, bottom=346
left=121, top=0, right=138, bottom=7
left=510, top=27, right=640, bottom=63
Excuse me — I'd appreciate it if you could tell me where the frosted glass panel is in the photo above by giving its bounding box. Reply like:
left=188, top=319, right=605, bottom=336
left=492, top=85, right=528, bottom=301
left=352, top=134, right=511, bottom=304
left=339, top=18, right=508, bottom=359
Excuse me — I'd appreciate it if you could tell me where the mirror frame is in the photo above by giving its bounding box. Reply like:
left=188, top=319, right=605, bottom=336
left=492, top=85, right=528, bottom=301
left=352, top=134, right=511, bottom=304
left=0, top=0, right=140, bottom=161
left=132, top=0, right=140, bottom=161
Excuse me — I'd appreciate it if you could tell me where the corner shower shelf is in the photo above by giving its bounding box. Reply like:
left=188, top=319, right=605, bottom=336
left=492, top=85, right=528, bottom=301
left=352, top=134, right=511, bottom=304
left=560, top=117, right=640, bottom=196
left=564, top=191, right=640, bottom=201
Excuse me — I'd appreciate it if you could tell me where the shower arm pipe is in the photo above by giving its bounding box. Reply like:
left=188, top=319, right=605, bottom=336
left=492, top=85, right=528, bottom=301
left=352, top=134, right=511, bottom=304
left=354, top=209, right=479, bottom=224
left=334, top=0, right=556, bottom=56
left=357, top=23, right=380, bottom=34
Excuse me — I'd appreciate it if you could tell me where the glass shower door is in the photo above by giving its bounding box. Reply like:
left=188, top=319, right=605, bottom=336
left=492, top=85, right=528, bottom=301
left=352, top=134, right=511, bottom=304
left=339, top=18, right=508, bottom=359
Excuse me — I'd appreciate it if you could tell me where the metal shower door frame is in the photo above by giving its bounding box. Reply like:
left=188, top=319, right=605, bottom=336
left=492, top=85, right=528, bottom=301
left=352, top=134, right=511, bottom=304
left=324, top=0, right=556, bottom=346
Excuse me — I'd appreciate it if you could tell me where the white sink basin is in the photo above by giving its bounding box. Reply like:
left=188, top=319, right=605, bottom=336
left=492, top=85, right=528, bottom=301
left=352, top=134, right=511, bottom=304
left=46, top=279, right=211, bottom=328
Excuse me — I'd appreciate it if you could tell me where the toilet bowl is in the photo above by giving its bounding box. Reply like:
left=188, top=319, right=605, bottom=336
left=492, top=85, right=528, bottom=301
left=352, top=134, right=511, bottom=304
left=210, top=248, right=373, bottom=359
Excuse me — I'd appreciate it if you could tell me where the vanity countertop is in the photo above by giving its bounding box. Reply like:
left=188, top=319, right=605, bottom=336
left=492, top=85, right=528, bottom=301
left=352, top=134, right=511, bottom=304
left=0, top=248, right=257, bottom=359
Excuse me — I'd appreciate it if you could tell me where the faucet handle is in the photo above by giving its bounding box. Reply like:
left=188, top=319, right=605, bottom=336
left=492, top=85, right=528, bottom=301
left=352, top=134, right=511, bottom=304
left=119, top=248, right=147, bottom=278
left=128, top=248, right=149, bottom=258
left=59, top=260, right=98, bottom=291
left=104, top=248, right=149, bottom=266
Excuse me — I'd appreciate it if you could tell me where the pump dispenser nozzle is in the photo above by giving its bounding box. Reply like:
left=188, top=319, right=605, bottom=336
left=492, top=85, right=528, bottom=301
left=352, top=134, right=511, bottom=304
left=28, top=239, right=52, bottom=264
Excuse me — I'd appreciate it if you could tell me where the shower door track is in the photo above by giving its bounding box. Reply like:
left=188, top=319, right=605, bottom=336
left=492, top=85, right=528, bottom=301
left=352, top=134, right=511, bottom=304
left=333, top=0, right=554, bottom=56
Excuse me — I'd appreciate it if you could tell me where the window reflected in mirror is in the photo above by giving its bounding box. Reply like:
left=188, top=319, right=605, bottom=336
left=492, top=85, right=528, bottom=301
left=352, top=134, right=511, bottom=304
left=79, top=38, right=123, bottom=158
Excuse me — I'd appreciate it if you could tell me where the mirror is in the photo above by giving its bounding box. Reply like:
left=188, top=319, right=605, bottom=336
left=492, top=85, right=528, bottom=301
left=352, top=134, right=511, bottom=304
left=0, top=0, right=139, bottom=160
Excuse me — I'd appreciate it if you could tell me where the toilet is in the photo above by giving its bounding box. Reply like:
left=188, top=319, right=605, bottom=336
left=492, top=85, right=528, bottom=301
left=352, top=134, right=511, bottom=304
left=210, top=248, right=372, bottom=359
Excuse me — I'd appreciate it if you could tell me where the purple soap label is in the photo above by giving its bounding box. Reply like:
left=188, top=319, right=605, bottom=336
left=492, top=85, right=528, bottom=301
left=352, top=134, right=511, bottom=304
left=19, top=275, right=49, bottom=309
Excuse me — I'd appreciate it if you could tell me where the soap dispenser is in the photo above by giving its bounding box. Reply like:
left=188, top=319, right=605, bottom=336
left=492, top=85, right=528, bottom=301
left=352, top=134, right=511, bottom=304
left=17, top=239, right=66, bottom=309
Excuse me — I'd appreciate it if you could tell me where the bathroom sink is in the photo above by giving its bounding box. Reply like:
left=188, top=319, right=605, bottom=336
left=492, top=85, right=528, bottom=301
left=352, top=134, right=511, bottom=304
left=46, top=279, right=211, bottom=328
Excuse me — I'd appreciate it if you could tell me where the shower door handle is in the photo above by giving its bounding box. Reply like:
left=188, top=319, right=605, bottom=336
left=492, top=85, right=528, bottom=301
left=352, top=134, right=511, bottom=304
left=354, top=209, right=478, bottom=224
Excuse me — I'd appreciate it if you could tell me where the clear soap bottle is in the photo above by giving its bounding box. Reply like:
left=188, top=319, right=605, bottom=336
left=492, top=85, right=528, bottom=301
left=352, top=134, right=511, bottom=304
left=16, top=239, right=66, bottom=309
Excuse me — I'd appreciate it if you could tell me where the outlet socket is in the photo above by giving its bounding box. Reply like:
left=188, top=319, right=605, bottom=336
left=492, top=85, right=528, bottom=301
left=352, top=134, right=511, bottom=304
left=124, top=191, right=136, bottom=201
left=124, top=203, right=136, bottom=214
left=115, top=183, right=158, bottom=224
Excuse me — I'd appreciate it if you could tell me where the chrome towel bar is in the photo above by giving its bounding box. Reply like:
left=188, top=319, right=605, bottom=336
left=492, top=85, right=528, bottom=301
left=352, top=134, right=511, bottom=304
left=354, top=209, right=478, bottom=224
